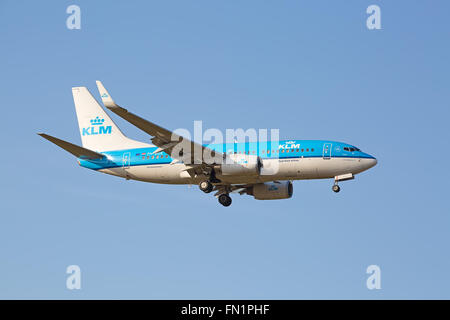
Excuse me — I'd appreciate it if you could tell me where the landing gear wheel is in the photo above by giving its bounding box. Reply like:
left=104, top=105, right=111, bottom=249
left=218, top=194, right=232, bottom=207
left=199, top=181, right=213, bottom=193
left=332, top=184, right=341, bottom=193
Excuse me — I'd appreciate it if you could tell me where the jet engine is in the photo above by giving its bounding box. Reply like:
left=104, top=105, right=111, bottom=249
left=247, top=181, right=293, bottom=200
left=217, top=154, right=262, bottom=177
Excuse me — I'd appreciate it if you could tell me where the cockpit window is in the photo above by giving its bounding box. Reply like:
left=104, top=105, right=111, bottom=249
left=344, top=147, right=360, bottom=152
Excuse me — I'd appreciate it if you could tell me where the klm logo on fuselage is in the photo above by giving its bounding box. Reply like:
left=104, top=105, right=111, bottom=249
left=82, top=116, right=112, bottom=136
left=279, top=140, right=299, bottom=149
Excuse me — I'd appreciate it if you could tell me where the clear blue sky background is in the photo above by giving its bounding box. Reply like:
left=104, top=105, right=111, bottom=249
left=0, top=1, right=449, bottom=299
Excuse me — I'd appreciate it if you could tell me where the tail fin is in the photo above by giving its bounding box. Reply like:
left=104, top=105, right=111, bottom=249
left=72, top=86, right=149, bottom=152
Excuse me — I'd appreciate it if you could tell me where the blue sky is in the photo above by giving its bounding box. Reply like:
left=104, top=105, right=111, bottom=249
left=0, top=1, right=449, bottom=299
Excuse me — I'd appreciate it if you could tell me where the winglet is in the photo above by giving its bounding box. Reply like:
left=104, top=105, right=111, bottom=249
left=96, top=80, right=117, bottom=108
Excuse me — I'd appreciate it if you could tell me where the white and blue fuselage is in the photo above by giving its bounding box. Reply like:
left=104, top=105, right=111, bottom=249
left=79, top=140, right=377, bottom=185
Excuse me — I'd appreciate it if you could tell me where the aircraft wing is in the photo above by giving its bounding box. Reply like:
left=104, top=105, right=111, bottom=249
left=96, top=81, right=222, bottom=166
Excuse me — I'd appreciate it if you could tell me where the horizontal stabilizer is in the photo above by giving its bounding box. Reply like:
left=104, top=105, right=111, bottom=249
left=37, top=133, right=104, bottom=160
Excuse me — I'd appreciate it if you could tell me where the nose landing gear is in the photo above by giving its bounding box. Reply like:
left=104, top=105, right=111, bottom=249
left=332, top=184, right=340, bottom=193
left=332, top=173, right=354, bottom=193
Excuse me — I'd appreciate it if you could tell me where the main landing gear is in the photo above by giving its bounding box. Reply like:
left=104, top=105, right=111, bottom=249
left=199, top=168, right=221, bottom=194
left=198, top=181, right=232, bottom=206
left=218, top=194, right=232, bottom=207
left=199, top=180, right=213, bottom=193
left=198, top=169, right=232, bottom=206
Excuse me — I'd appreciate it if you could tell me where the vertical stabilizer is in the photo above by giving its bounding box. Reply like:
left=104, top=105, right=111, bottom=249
left=72, top=86, right=150, bottom=152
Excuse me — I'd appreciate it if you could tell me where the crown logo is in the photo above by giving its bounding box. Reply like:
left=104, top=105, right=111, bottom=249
left=90, top=116, right=105, bottom=126
left=101, top=93, right=109, bottom=98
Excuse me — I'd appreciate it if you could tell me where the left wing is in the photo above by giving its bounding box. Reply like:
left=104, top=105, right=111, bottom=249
left=96, top=81, right=222, bottom=167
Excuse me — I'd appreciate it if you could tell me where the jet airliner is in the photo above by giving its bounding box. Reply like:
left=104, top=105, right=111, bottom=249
left=39, top=81, right=377, bottom=207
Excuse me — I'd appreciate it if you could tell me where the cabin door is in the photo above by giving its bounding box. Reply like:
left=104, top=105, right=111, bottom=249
left=122, top=152, right=131, bottom=169
left=323, top=143, right=332, bottom=159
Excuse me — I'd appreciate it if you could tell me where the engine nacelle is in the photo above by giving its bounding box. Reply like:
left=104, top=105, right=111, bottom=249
left=218, top=154, right=262, bottom=177
left=248, top=181, right=293, bottom=200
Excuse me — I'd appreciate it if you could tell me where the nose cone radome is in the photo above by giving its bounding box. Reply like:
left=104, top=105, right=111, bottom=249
left=362, top=154, right=377, bottom=170
left=367, top=157, right=377, bottom=169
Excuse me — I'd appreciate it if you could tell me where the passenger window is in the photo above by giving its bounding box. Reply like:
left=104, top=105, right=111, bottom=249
left=306, top=148, right=309, bottom=152
left=296, top=149, right=299, bottom=152
left=311, top=148, right=314, bottom=152
left=301, top=149, right=304, bottom=152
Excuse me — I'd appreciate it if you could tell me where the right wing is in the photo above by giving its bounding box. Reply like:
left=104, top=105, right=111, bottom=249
left=96, top=81, right=223, bottom=166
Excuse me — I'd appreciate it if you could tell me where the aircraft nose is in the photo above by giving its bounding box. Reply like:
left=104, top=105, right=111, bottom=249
left=366, top=156, right=377, bottom=169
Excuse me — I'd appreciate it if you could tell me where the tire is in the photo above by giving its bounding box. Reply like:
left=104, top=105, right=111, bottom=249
left=332, top=185, right=340, bottom=193
left=218, top=194, right=232, bottom=207
left=199, top=181, right=213, bottom=193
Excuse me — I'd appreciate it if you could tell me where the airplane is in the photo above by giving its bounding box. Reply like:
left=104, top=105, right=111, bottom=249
left=38, top=81, right=377, bottom=207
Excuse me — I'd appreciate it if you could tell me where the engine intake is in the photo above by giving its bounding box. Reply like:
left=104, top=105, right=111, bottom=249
left=248, top=181, right=293, bottom=200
